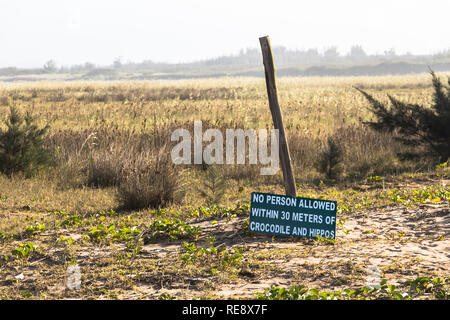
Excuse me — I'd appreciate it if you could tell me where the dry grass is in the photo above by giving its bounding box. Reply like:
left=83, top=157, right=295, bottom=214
left=3, top=74, right=442, bottom=183
left=0, top=74, right=449, bottom=300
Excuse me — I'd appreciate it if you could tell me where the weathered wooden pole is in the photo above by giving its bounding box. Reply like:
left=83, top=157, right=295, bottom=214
left=259, top=36, right=297, bottom=197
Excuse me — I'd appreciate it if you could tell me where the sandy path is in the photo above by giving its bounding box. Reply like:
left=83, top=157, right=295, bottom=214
left=140, top=203, right=449, bottom=299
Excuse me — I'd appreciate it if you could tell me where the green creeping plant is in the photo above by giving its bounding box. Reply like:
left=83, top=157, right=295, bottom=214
left=11, top=242, right=36, bottom=257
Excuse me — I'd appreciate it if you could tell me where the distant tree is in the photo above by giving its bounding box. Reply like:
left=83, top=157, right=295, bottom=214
left=84, top=62, right=96, bottom=70
left=58, top=65, right=67, bottom=73
left=349, top=45, right=367, bottom=62
left=0, top=67, right=18, bottom=76
left=300, top=48, right=320, bottom=64
left=306, top=48, right=319, bottom=57
left=113, top=57, right=123, bottom=69
left=384, top=48, right=397, bottom=58
left=357, top=71, right=450, bottom=163
left=43, top=60, right=57, bottom=73
left=273, top=46, right=287, bottom=54
left=323, top=46, right=340, bottom=62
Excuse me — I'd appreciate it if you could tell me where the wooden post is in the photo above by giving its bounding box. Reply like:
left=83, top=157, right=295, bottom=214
left=259, top=36, right=297, bottom=197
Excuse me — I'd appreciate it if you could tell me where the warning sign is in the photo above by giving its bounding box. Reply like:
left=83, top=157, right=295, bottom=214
left=249, top=192, right=337, bottom=239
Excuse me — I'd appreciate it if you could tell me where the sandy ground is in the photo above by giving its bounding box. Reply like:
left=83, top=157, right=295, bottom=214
left=130, top=203, right=449, bottom=299
left=1, top=200, right=448, bottom=299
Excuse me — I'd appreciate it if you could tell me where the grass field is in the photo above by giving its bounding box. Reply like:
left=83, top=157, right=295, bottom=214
left=0, top=74, right=449, bottom=299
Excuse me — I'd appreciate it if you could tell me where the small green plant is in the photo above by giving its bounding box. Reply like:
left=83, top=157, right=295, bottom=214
left=51, top=210, right=67, bottom=217
left=180, top=241, right=244, bottom=271
left=151, top=208, right=168, bottom=216
left=158, top=293, right=176, bottom=300
left=382, top=186, right=450, bottom=206
left=11, top=242, right=36, bottom=258
left=124, top=240, right=143, bottom=257
left=20, top=290, right=33, bottom=299
left=220, top=247, right=244, bottom=269
left=319, top=136, right=343, bottom=181
left=256, top=279, right=419, bottom=300
left=256, top=284, right=343, bottom=300
left=61, top=214, right=83, bottom=227
left=57, top=236, right=74, bottom=245
left=436, top=162, right=448, bottom=169
left=336, top=218, right=350, bottom=235
left=206, top=236, right=216, bottom=246
left=85, top=224, right=114, bottom=243
left=114, top=225, right=142, bottom=241
left=374, top=280, right=410, bottom=300
left=406, top=277, right=449, bottom=299
left=86, top=222, right=142, bottom=244
left=24, top=222, right=45, bottom=235
left=186, top=203, right=245, bottom=220
left=367, top=175, right=384, bottom=183
left=198, top=165, right=227, bottom=206
left=337, top=203, right=351, bottom=214
left=180, top=241, right=200, bottom=264
left=144, top=219, right=201, bottom=243
left=0, top=230, right=10, bottom=242
left=95, top=209, right=118, bottom=218
left=436, top=162, right=448, bottom=175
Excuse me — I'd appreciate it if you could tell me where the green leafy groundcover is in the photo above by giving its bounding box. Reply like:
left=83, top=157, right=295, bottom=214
left=144, top=218, right=201, bottom=242
left=256, top=277, right=449, bottom=300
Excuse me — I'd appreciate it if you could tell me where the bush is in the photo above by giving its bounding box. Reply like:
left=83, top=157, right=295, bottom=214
left=197, top=165, right=227, bottom=206
left=319, top=136, right=343, bottom=180
left=0, top=107, right=51, bottom=176
left=87, top=150, right=123, bottom=187
left=357, top=71, right=450, bottom=163
left=117, top=146, right=181, bottom=210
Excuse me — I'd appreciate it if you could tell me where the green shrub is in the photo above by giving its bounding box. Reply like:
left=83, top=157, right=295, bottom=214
left=319, top=136, right=343, bottom=180
left=198, top=165, right=227, bottom=206
left=357, top=71, right=450, bottom=163
left=0, top=106, right=50, bottom=176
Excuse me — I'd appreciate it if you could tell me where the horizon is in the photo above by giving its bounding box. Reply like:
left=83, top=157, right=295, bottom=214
left=4, top=44, right=450, bottom=71
left=1, top=0, right=450, bottom=69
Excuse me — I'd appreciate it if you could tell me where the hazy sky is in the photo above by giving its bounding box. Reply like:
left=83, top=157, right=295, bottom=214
left=1, top=0, right=449, bottom=68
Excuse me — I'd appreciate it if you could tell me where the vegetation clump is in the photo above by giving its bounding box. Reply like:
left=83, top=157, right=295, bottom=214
left=357, top=71, right=450, bottom=163
left=197, top=165, right=227, bottom=206
left=0, top=107, right=50, bottom=176
left=319, top=136, right=343, bottom=181
left=117, top=147, right=181, bottom=210
left=256, top=277, right=449, bottom=300
left=143, top=219, right=201, bottom=243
